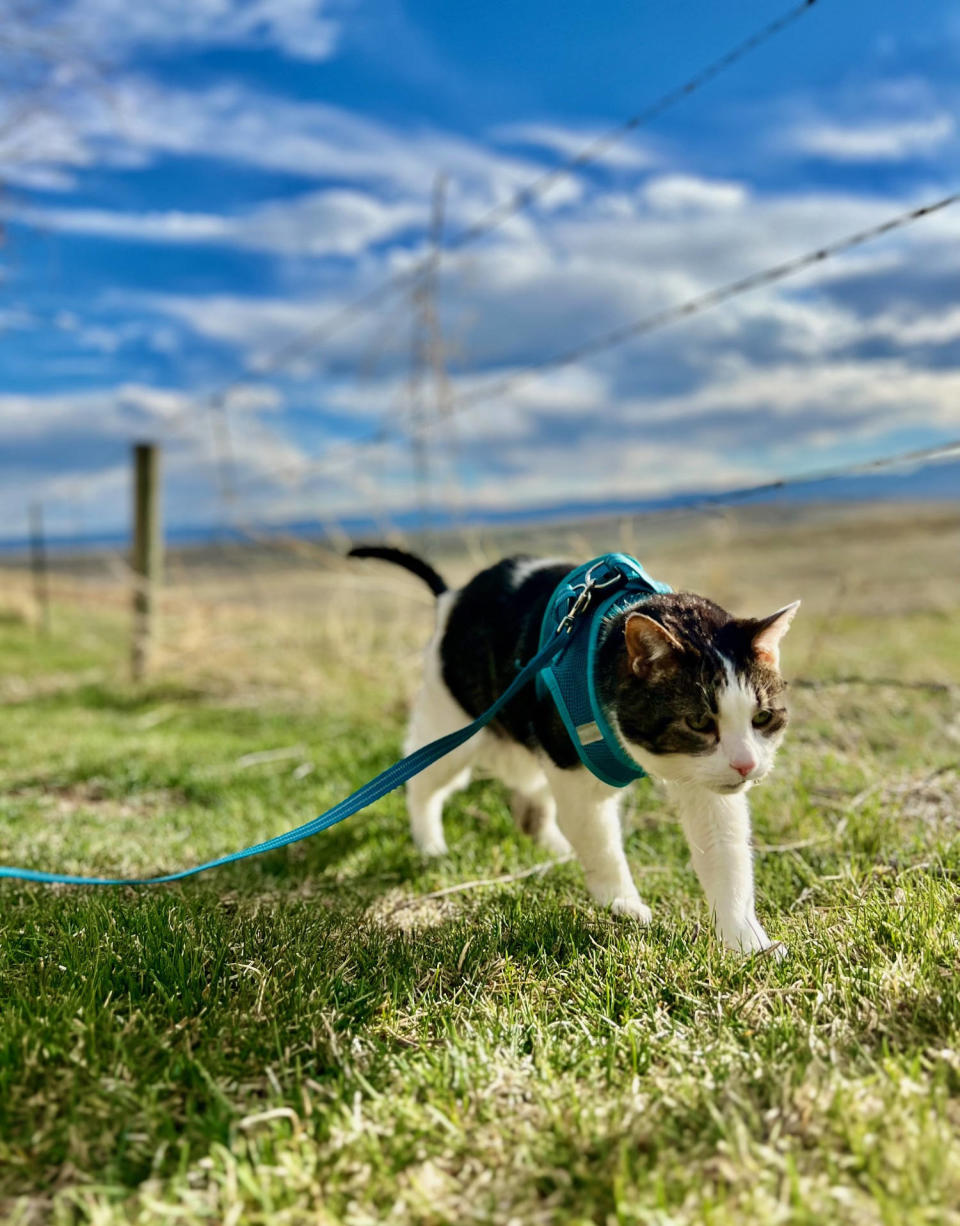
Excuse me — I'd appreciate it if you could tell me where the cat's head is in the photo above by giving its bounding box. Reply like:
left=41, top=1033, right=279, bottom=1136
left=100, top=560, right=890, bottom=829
left=609, top=593, right=799, bottom=794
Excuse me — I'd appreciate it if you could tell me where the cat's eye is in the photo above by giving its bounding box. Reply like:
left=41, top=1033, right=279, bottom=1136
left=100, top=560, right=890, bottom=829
left=752, top=709, right=773, bottom=728
left=685, top=712, right=715, bottom=733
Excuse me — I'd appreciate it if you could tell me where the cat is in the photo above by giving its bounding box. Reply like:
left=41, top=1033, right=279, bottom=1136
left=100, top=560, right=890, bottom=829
left=350, top=546, right=799, bottom=956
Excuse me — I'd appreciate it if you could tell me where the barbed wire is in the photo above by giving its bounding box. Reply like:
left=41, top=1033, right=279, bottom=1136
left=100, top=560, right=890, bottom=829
left=238, top=433, right=960, bottom=555
left=17, top=0, right=823, bottom=506
left=424, top=193, right=960, bottom=423
left=188, top=0, right=828, bottom=521
left=241, top=189, right=960, bottom=489
left=202, top=0, right=820, bottom=385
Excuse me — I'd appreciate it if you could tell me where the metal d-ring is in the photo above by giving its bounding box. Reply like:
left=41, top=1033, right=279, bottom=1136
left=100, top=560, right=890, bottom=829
left=583, top=561, right=622, bottom=592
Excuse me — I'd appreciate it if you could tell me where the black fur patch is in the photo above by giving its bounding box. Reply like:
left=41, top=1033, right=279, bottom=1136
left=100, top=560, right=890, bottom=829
left=440, top=558, right=582, bottom=769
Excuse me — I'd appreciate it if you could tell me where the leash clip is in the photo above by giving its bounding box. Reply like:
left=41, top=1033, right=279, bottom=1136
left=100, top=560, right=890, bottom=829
left=556, top=561, right=623, bottom=635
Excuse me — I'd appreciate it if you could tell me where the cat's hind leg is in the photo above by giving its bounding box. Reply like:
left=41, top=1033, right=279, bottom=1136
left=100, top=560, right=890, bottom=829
left=474, top=737, right=571, bottom=855
left=405, top=758, right=472, bottom=857
left=509, top=783, right=571, bottom=856
left=404, top=668, right=475, bottom=857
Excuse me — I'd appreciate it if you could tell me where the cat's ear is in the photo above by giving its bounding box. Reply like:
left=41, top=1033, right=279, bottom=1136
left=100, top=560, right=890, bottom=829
left=624, top=613, right=684, bottom=676
left=746, top=601, right=800, bottom=668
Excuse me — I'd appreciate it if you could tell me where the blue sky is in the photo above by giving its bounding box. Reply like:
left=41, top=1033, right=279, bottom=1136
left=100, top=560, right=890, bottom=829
left=1, top=0, right=959, bottom=537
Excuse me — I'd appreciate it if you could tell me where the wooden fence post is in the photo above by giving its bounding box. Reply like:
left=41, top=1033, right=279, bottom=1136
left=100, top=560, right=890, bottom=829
left=131, top=443, right=162, bottom=681
left=28, top=502, right=50, bottom=635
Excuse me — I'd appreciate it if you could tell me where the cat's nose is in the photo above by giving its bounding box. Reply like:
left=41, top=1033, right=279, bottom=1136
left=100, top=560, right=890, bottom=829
left=730, top=758, right=756, bottom=778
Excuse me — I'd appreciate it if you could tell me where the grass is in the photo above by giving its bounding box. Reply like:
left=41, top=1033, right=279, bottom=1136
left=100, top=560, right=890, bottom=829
left=1, top=504, right=959, bottom=1224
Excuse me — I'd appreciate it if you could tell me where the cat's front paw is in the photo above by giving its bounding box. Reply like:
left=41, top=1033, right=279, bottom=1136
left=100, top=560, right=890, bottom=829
left=722, top=920, right=786, bottom=959
left=610, top=897, right=653, bottom=924
left=414, top=835, right=448, bottom=857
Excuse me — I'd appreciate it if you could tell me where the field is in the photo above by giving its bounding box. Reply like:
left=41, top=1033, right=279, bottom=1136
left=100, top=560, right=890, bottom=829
left=1, top=502, right=959, bottom=1224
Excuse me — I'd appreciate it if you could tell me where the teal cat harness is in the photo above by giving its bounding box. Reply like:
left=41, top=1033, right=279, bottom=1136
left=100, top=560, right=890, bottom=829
left=0, top=553, right=670, bottom=887
left=536, top=553, right=673, bottom=787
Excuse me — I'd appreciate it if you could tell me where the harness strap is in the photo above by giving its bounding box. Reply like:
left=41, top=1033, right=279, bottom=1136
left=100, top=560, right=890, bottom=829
left=0, top=632, right=569, bottom=887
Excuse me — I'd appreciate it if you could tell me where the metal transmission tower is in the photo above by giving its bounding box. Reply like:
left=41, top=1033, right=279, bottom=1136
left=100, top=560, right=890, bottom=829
left=407, top=174, right=452, bottom=537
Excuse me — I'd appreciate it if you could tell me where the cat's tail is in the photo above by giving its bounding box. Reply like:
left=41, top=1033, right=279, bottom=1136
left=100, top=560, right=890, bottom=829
left=347, top=545, right=448, bottom=597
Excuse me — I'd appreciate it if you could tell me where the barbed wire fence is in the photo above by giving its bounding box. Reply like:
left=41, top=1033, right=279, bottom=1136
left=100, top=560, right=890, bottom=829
left=25, top=0, right=819, bottom=529
left=9, top=176, right=959, bottom=688
left=4, top=0, right=827, bottom=564
left=2, top=0, right=958, bottom=706
left=6, top=424, right=956, bottom=704
left=230, top=191, right=960, bottom=499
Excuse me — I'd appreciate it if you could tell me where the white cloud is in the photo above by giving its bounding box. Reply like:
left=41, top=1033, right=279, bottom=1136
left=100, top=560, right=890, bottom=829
left=0, top=108, right=94, bottom=193
left=61, top=0, right=342, bottom=62
left=868, top=305, right=960, bottom=346
left=790, top=114, right=955, bottom=162
left=28, top=76, right=553, bottom=209
left=15, top=190, right=425, bottom=256
left=643, top=175, right=747, bottom=214
left=0, top=380, right=308, bottom=534
left=135, top=293, right=342, bottom=357
left=494, top=122, right=655, bottom=171
left=237, top=191, right=424, bottom=255
left=18, top=208, right=233, bottom=244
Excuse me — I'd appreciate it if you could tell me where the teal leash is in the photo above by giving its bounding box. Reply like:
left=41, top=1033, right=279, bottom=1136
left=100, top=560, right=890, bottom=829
left=0, top=554, right=665, bottom=889
left=0, top=633, right=570, bottom=888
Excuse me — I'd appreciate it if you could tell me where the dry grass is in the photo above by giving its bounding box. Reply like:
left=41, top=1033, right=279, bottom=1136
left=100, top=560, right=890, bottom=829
left=5, top=500, right=956, bottom=701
